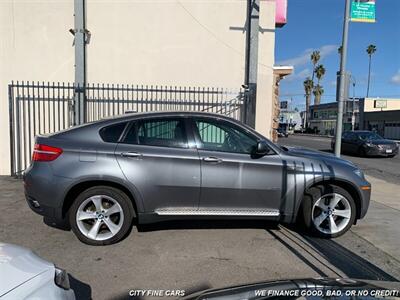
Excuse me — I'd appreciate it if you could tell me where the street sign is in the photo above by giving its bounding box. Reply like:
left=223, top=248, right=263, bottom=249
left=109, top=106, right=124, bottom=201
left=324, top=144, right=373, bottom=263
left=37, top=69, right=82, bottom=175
left=351, top=0, right=376, bottom=23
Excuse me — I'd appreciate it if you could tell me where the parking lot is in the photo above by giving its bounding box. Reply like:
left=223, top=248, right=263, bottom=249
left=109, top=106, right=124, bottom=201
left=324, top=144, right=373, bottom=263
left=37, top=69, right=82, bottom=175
left=2, top=132, right=400, bottom=300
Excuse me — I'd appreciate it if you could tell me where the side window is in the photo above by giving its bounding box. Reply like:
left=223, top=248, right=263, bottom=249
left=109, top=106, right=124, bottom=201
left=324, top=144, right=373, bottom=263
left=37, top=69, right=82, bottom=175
left=132, top=118, right=188, bottom=148
left=194, top=119, right=257, bottom=154
left=99, top=122, right=128, bottom=143
left=347, top=132, right=356, bottom=141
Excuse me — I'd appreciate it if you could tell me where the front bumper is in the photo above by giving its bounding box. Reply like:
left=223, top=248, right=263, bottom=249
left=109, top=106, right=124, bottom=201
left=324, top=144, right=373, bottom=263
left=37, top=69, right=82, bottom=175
left=364, top=145, right=398, bottom=157
left=359, top=182, right=371, bottom=219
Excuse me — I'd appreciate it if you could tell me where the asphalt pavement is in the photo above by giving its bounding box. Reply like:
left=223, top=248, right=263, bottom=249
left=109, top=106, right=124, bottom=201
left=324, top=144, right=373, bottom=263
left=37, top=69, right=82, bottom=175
left=1, top=175, right=400, bottom=300
left=278, top=135, right=400, bottom=185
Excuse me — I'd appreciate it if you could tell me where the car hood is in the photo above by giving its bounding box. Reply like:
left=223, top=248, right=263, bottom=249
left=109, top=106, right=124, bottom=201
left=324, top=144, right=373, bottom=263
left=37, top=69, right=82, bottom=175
left=183, top=278, right=400, bottom=299
left=0, top=243, right=54, bottom=297
left=282, top=146, right=357, bottom=168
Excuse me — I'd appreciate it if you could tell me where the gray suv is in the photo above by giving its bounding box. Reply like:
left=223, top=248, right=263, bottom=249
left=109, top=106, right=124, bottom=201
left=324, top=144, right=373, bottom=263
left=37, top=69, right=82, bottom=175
left=24, top=112, right=371, bottom=245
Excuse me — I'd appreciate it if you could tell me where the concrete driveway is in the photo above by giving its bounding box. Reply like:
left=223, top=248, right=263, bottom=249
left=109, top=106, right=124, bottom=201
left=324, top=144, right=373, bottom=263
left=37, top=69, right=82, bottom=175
left=1, top=176, right=399, bottom=300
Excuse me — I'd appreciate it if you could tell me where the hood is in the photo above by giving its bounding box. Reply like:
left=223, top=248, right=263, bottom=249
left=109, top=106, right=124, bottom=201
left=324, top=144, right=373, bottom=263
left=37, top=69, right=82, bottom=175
left=183, top=278, right=400, bottom=300
left=0, top=243, right=53, bottom=297
left=282, top=146, right=357, bottom=168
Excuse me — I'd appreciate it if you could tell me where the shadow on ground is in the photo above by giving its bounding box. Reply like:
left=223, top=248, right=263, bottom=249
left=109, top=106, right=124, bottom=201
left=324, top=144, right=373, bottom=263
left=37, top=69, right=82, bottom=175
left=136, top=219, right=279, bottom=232
left=279, top=224, right=398, bottom=282
left=69, top=274, right=92, bottom=300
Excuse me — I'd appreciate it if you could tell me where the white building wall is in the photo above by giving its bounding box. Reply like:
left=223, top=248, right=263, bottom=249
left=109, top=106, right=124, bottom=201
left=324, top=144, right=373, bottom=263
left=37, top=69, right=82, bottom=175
left=0, top=0, right=276, bottom=175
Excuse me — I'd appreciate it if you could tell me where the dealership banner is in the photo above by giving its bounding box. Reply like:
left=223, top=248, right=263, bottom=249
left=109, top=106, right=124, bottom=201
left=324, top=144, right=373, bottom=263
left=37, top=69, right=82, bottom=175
left=351, top=0, right=376, bottom=23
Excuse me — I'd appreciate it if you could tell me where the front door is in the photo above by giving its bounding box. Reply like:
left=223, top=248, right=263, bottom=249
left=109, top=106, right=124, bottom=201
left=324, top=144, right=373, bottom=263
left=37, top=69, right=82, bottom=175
left=191, top=118, right=283, bottom=213
left=116, top=117, right=200, bottom=212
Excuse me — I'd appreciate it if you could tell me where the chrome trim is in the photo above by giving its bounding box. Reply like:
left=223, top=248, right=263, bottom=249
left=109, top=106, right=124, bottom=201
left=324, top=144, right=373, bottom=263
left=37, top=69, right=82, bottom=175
left=155, top=208, right=280, bottom=217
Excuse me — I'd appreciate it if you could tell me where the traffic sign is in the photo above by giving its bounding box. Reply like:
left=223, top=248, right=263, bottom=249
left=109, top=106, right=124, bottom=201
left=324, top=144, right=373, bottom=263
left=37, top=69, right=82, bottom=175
left=351, top=0, right=376, bottom=23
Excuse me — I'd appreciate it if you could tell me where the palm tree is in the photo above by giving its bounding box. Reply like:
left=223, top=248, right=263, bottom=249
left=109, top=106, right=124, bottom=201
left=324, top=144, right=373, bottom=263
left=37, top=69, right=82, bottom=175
left=313, top=84, right=324, bottom=106
left=310, top=51, right=321, bottom=83
left=303, top=77, right=314, bottom=129
left=315, top=64, right=326, bottom=83
left=313, top=64, right=326, bottom=105
left=366, top=44, right=377, bottom=97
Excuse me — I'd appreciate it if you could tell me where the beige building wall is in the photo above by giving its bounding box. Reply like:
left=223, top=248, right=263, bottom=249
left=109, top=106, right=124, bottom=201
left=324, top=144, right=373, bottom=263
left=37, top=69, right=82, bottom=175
left=0, top=0, right=276, bottom=175
left=363, top=98, right=400, bottom=112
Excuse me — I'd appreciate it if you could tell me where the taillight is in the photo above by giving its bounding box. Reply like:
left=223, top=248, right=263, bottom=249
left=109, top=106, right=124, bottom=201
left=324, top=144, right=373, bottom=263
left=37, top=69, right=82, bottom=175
left=32, top=144, right=63, bottom=161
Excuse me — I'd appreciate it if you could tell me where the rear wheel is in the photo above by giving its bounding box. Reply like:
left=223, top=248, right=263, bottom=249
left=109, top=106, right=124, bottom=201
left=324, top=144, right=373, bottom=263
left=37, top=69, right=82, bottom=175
left=302, top=185, right=356, bottom=238
left=69, top=186, right=134, bottom=245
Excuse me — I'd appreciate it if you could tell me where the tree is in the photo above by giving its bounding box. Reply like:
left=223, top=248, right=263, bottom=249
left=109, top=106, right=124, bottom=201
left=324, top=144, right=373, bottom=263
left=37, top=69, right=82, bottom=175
left=315, top=64, right=326, bottom=84
left=310, top=51, right=321, bottom=104
left=310, top=51, right=321, bottom=83
left=313, top=64, right=326, bottom=105
left=366, top=44, right=377, bottom=97
left=313, top=84, right=324, bottom=106
left=303, top=77, right=314, bottom=128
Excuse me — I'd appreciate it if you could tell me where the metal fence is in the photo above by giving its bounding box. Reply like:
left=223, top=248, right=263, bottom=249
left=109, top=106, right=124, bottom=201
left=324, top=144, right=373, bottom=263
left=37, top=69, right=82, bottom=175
left=9, top=81, right=244, bottom=176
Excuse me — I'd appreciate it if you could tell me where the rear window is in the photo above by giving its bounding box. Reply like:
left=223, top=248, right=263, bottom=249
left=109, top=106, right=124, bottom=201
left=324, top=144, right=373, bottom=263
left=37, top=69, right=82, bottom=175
left=99, top=122, right=128, bottom=143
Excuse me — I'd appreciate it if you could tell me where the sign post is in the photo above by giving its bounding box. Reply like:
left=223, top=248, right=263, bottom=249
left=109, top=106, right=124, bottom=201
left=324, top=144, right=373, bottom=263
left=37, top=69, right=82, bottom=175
left=350, top=0, right=376, bottom=23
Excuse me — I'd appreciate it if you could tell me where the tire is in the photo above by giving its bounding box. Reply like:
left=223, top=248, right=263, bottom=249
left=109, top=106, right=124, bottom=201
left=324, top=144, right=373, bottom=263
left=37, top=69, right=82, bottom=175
left=301, top=184, right=356, bottom=238
left=359, top=147, right=367, bottom=157
left=69, top=186, right=135, bottom=245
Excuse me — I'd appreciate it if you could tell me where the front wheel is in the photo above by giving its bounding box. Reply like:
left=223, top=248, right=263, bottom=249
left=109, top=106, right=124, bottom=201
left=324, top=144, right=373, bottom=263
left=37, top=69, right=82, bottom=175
left=69, top=186, right=134, bottom=245
left=301, top=185, right=356, bottom=238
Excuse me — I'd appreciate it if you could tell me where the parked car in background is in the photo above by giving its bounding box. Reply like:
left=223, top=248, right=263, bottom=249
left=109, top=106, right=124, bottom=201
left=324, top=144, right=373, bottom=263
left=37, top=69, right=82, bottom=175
left=0, top=243, right=75, bottom=299
left=24, top=112, right=371, bottom=245
left=331, top=131, right=399, bottom=157
left=276, top=128, right=289, bottom=138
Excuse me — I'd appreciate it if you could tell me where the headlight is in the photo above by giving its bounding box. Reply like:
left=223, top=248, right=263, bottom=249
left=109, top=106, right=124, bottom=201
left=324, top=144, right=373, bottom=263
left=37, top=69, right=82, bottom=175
left=354, top=169, right=365, bottom=179
left=54, top=267, right=70, bottom=290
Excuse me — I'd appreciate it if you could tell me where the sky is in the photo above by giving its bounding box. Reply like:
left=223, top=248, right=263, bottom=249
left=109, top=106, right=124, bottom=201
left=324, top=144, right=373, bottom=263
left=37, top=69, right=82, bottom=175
left=275, top=0, right=400, bottom=110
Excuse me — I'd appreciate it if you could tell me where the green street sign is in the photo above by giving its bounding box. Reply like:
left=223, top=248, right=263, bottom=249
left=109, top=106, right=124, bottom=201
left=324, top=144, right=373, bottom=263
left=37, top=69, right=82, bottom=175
left=351, top=0, right=376, bottom=23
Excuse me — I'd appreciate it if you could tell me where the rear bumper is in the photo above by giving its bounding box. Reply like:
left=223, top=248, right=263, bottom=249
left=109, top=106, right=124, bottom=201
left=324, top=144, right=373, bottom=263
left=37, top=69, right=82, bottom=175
left=23, top=163, right=72, bottom=225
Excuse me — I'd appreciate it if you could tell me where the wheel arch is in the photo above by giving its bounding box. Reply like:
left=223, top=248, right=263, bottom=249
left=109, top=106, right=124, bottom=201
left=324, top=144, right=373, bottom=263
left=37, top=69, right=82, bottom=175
left=297, top=178, right=363, bottom=222
left=61, top=178, right=142, bottom=222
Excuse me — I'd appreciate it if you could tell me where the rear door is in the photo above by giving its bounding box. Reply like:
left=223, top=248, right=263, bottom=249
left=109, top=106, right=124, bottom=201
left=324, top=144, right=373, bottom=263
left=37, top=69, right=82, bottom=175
left=115, top=117, right=200, bottom=213
left=191, top=117, right=283, bottom=213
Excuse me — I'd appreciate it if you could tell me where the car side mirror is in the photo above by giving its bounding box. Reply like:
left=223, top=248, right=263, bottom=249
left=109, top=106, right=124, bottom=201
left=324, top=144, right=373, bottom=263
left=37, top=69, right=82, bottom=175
left=254, top=141, right=270, bottom=156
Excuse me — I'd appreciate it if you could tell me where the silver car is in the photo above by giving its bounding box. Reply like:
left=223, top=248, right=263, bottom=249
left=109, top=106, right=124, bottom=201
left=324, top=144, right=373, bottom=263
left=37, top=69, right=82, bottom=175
left=24, top=112, right=371, bottom=245
left=0, top=243, right=75, bottom=299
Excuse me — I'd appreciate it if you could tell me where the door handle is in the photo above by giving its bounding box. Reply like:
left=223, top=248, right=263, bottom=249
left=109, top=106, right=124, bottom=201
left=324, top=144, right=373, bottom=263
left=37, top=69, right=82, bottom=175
left=121, top=151, right=143, bottom=158
left=202, top=156, right=223, bottom=163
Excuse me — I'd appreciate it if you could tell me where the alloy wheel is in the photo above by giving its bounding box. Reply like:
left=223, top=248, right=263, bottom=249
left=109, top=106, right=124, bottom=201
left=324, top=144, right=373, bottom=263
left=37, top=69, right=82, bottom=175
left=76, top=195, right=124, bottom=241
left=311, top=193, right=352, bottom=235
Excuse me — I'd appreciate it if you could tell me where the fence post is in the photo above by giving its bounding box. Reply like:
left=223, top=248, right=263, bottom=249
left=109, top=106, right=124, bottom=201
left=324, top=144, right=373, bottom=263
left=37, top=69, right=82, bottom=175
left=8, top=84, right=15, bottom=176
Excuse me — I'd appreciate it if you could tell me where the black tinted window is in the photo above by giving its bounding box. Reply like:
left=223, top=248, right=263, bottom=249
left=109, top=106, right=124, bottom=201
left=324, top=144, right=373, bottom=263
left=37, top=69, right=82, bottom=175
left=123, top=118, right=188, bottom=148
left=194, top=119, right=257, bottom=154
left=99, top=122, right=127, bottom=143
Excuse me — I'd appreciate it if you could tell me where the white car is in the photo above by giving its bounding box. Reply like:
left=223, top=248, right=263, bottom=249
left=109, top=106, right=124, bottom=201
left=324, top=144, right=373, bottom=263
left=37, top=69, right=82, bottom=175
left=0, top=243, right=75, bottom=299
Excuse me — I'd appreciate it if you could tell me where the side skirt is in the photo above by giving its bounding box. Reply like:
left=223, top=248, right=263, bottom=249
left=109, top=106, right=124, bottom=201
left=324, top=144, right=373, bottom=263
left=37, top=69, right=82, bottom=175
left=138, top=208, right=280, bottom=224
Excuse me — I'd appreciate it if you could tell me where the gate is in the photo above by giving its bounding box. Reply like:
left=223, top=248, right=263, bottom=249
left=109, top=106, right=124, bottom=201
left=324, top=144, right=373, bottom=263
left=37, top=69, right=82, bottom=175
left=9, top=81, right=244, bottom=176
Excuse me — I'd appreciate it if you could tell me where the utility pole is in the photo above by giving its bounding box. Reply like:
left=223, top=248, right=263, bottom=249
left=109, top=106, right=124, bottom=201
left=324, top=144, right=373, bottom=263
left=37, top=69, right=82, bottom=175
left=74, top=0, right=87, bottom=125
left=244, top=0, right=260, bottom=128
left=334, top=0, right=351, bottom=157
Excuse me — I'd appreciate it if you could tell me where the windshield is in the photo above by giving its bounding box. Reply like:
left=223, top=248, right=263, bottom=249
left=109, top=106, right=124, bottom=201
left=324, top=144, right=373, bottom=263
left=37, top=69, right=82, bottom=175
left=357, top=132, right=383, bottom=141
